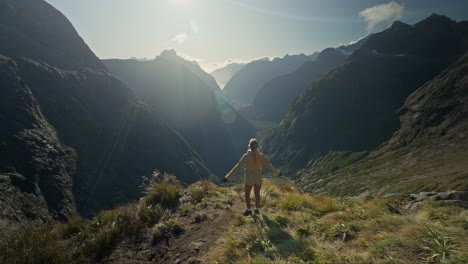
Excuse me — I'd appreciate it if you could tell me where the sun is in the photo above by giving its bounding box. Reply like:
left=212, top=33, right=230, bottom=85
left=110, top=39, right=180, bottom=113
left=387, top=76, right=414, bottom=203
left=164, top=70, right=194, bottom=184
left=172, top=0, right=192, bottom=8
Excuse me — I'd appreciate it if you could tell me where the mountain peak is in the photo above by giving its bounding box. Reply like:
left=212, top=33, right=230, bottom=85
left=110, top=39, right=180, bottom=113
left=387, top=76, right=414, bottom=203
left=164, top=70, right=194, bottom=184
left=415, top=13, right=454, bottom=28
left=160, top=49, right=178, bottom=59
left=426, top=13, right=452, bottom=22
left=390, top=20, right=411, bottom=30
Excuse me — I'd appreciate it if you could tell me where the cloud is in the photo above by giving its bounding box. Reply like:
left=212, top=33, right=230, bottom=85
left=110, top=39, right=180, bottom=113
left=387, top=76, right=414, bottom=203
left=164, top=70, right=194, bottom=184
left=171, top=33, right=188, bottom=44
left=179, top=53, right=204, bottom=64
left=359, top=2, right=404, bottom=32
left=222, top=57, right=271, bottom=66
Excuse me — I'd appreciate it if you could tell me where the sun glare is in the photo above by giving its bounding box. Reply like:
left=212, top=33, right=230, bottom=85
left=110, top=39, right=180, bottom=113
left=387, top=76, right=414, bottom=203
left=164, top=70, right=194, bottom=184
left=172, top=0, right=191, bottom=8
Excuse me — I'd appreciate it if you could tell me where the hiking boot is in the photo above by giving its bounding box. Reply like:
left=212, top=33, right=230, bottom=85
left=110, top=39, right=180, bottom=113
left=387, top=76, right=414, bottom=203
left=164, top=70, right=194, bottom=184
left=254, top=208, right=260, bottom=214
left=243, top=209, right=251, bottom=216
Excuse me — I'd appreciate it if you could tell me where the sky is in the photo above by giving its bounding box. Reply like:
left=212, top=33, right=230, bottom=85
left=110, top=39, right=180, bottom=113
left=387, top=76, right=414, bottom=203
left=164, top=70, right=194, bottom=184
left=45, top=0, right=468, bottom=72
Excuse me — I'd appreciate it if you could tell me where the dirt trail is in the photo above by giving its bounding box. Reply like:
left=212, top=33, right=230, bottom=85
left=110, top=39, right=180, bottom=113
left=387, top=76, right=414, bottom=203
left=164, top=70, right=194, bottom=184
left=104, top=191, right=245, bottom=264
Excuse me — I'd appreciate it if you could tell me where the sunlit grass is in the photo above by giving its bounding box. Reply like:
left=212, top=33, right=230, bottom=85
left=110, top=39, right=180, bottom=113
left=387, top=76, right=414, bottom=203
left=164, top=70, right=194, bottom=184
left=2, top=180, right=467, bottom=264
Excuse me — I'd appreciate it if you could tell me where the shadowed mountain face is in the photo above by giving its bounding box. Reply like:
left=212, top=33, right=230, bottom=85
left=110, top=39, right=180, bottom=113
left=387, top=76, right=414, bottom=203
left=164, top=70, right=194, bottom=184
left=222, top=53, right=319, bottom=106
left=0, top=0, right=213, bottom=221
left=0, top=0, right=106, bottom=71
left=252, top=36, right=371, bottom=123
left=263, top=15, right=468, bottom=175
left=210, top=62, right=246, bottom=89
left=104, top=52, right=256, bottom=177
left=13, top=58, right=212, bottom=215
left=296, top=52, right=468, bottom=196
left=0, top=56, right=77, bottom=223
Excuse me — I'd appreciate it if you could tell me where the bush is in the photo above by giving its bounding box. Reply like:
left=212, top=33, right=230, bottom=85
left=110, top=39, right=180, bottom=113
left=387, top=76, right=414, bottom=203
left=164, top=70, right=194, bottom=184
left=281, top=194, right=312, bottom=211
left=143, top=171, right=181, bottom=209
left=139, top=204, right=164, bottom=226
left=188, top=183, right=206, bottom=204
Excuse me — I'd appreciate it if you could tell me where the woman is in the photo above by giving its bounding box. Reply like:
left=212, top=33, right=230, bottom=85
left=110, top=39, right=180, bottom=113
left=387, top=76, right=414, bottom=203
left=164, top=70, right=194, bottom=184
left=224, top=138, right=281, bottom=215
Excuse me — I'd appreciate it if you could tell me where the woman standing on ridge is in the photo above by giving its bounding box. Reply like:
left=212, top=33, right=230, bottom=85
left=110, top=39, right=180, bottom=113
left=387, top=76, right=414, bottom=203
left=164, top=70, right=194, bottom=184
left=224, top=138, right=281, bottom=216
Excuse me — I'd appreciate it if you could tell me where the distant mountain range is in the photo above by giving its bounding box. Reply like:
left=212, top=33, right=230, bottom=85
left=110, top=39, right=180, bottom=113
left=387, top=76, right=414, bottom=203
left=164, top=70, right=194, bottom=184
left=104, top=51, right=256, bottom=176
left=210, top=62, right=246, bottom=89
left=222, top=52, right=319, bottom=106
left=0, top=0, right=213, bottom=223
left=263, top=14, right=468, bottom=195
left=252, top=36, right=371, bottom=122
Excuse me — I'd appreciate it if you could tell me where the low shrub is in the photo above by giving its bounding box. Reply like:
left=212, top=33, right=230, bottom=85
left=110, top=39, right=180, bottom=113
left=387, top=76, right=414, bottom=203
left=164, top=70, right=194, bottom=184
left=281, top=194, right=312, bottom=211
left=143, top=171, right=181, bottom=209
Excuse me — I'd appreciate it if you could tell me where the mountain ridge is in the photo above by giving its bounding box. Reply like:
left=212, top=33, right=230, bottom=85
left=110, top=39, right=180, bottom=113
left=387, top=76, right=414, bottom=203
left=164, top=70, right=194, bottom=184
left=263, top=14, right=468, bottom=178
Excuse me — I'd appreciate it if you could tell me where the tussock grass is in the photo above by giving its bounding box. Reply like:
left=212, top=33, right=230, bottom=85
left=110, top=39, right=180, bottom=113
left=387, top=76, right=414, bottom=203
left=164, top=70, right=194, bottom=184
left=281, top=193, right=312, bottom=211
left=210, top=181, right=468, bottom=264
left=2, top=179, right=467, bottom=264
left=143, top=177, right=181, bottom=209
left=0, top=225, right=68, bottom=264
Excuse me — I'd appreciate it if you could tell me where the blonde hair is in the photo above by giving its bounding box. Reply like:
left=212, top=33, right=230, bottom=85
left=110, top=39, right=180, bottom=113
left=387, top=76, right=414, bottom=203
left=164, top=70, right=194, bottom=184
left=248, top=138, right=262, bottom=167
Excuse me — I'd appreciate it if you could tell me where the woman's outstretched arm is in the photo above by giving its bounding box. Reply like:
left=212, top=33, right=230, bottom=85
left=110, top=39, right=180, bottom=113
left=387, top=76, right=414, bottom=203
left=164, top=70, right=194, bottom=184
left=225, top=154, right=247, bottom=181
left=261, top=154, right=281, bottom=176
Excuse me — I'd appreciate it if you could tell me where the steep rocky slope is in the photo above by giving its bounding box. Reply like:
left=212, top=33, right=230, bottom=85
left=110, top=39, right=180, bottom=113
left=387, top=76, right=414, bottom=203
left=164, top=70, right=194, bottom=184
left=296, top=52, right=468, bottom=196
left=0, top=56, right=77, bottom=223
left=263, top=15, right=468, bottom=175
left=104, top=51, right=256, bottom=176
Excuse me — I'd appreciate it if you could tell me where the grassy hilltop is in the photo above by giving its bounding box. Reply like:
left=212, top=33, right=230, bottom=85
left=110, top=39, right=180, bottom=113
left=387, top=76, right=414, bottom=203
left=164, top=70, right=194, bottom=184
left=1, top=173, right=467, bottom=264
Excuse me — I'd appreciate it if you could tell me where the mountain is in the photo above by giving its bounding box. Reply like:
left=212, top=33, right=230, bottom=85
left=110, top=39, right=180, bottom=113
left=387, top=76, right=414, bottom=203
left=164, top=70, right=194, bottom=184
left=0, top=0, right=106, bottom=71
left=0, top=0, right=212, bottom=222
left=252, top=37, right=371, bottom=123
left=210, top=62, right=246, bottom=88
left=104, top=51, right=256, bottom=176
left=263, top=14, right=468, bottom=176
left=222, top=52, right=319, bottom=106
left=296, top=52, right=468, bottom=196
left=157, top=49, right=221, bottom=92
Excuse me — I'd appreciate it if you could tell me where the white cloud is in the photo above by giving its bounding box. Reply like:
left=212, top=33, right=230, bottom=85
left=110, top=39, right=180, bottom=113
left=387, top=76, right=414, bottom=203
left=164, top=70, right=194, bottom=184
left=222, top=57, right=271, bottom=66
left=171, top=33, right=188, bottom=44
left=348, top=34, right=369, bottom=45
left=179, top=53, right=204, bottom=64
left=359, top=2, right=404, bottom=32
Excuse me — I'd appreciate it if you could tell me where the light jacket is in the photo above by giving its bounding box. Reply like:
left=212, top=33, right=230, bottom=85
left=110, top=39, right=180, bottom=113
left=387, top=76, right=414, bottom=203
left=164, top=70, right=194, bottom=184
left=225, top=150, right=280, bottom=186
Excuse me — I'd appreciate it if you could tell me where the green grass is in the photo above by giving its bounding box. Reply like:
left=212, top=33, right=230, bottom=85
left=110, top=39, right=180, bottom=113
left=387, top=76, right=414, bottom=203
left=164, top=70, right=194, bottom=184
left=210, top=182, right=468, bottom=264
left=2, top=180, right=467, bottom=264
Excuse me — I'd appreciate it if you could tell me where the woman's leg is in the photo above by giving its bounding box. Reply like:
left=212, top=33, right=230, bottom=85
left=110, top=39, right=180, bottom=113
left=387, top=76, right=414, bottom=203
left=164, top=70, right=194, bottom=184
left=254, top=184, right=261, bottom=209
left=244, top=184, right=253, bottom=209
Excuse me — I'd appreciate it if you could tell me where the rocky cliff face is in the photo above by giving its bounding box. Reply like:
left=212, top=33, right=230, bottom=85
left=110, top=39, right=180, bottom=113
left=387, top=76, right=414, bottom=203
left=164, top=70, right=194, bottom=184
left=295, top=52, right=468, bottom=196
left=263, top=15, right=468, bottom=175
left=0, top=56, right=77, bottom=223
left=387, top=52, right=468, bottom=148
